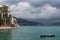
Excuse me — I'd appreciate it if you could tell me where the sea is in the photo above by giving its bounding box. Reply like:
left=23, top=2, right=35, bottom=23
left=0, top=26, right=60, bottom=40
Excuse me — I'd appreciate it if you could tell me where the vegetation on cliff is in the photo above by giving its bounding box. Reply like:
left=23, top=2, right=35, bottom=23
left=0, top=5, right=19, bottom=27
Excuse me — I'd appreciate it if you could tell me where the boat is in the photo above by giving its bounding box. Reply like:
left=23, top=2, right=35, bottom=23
left=40, top=34, right=55, bottom=37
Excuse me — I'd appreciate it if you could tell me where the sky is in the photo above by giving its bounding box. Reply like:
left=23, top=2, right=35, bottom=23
left=0, top=0, right=60, bottom=20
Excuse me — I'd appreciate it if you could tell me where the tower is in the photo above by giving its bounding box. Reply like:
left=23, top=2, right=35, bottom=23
left=2, top=5, right=10, bottom=25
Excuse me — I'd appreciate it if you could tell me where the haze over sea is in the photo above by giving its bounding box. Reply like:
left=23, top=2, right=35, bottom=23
left=0, top=26, right=60, bottom=40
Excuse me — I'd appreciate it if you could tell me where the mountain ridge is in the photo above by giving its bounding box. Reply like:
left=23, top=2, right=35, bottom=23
left=14, top=17, right=60, bottom=26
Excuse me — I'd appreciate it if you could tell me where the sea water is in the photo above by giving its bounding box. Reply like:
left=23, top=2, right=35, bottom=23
left=0, top=26, right=60, bottom=40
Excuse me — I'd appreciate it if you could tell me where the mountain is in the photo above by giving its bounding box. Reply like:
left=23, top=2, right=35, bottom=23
left=14, top=17, right=60, bottom=26
left=52, top=22, right=60, bottom=26
left=14, top=18, right=43, bottom=26
left=27, top=18, right=60, bottom=25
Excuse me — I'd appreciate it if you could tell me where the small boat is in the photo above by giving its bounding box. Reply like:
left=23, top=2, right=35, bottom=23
left=40, top=34, right=55, bottom=37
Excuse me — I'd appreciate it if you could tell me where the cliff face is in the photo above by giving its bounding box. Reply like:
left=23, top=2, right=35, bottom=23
left=0, top=5, right=19, bottom=27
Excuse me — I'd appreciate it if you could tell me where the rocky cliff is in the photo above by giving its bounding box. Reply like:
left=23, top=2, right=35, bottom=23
left=0, top=5, right=19, bottom=27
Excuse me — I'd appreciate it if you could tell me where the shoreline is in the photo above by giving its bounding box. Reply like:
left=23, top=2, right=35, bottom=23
left=0, top=25, right=20, bottom=29
left=0, top=26, right=20, bottom=29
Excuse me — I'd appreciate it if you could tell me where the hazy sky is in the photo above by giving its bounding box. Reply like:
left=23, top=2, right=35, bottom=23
left=0, top=0, right=60, bottom=19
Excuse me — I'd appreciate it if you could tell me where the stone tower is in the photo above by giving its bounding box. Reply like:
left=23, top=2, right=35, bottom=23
left=0, top=5, right=10, bottom=25
left=2, top=5, right=11, bottom=25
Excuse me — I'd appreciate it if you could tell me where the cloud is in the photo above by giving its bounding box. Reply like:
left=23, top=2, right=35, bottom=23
left=10, top=2, right=32, bottom=18
left=39, top=4, right=57, bottom=18
left=10, top=2, right=60, bottom=19
left=28, top=0, right=60, bottom=8
left=0, top=0, right=5, bottom=2
left=1, top=0, right=60, bottom=8
left=0, top=0, right=59, bottom=8
left=0, top=0, right=7, bottom=5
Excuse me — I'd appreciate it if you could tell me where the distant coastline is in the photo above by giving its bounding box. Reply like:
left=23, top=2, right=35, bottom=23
left=15, top=17, right=60, bottom=26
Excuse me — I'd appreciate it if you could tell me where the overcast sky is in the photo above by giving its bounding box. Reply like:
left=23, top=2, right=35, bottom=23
left=0, top=0, right=60, bottom=20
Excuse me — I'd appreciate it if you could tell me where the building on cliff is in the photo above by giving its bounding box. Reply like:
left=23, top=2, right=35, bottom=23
left=0, top=5, right=19, bottom=27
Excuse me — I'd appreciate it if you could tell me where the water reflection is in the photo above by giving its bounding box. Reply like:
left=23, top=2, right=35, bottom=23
left=0, top=29, right=12, bottom=40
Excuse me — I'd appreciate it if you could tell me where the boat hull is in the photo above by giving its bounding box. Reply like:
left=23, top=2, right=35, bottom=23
left=40, top=34, right=55, bottom=37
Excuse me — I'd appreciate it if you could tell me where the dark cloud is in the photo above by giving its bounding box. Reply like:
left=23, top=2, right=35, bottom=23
left=28, top=0, right=60, bottom=8
left=2, top=0, right=60, bottom=8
